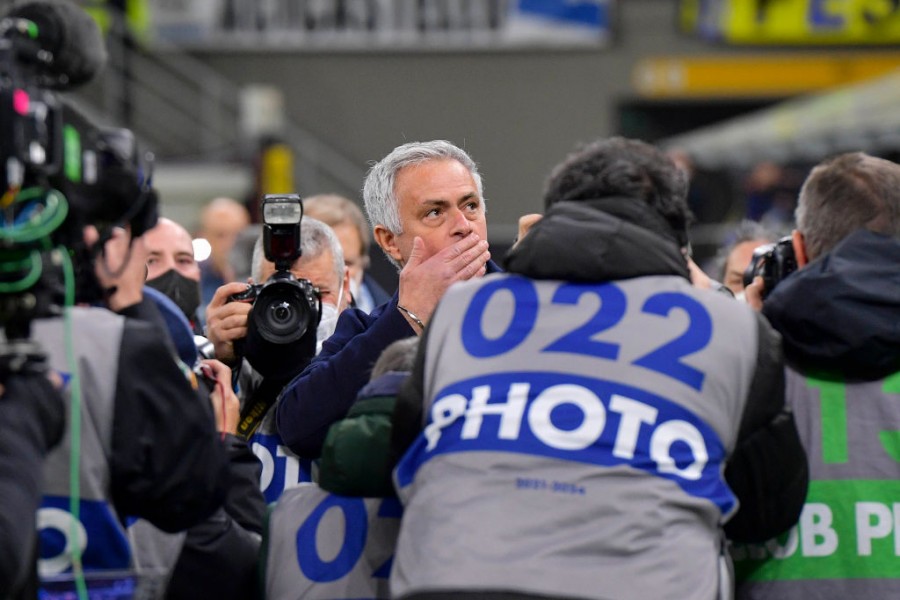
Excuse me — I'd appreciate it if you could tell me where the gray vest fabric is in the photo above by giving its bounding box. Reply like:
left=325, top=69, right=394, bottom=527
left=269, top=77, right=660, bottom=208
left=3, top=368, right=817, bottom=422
left=33, top=309, right=185, bottom=598
left=735, top=367, right=900, bottom=599
left=31, top=309, right=129, bottom=576
left=126, top=521, right=186, bottom=599
left=393, top=274, right=762, bottom=600
left=264, top=483, right=401, bottom=600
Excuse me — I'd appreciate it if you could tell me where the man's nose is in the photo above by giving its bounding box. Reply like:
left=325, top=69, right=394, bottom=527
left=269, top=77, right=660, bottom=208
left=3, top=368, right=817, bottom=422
left=449, top=207, right=473, bottom=236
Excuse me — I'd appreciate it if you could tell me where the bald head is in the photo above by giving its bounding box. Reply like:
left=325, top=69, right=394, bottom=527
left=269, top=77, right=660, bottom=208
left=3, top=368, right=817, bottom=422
left=201, top=197, right=251, bottom=228
left=145, top=217, right=200, bottom=282
left=199, top=197, right=251, bottom=277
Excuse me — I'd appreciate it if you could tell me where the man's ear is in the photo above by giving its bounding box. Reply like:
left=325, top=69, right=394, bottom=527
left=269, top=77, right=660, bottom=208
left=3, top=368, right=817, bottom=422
left=791, top=229, right=809, bottom=268
left=373, top=225, right=403, bottom=263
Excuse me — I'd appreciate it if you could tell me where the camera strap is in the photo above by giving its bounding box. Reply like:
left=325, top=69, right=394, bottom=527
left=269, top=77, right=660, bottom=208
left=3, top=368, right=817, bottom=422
left=236, top=377, right=285, bottom=440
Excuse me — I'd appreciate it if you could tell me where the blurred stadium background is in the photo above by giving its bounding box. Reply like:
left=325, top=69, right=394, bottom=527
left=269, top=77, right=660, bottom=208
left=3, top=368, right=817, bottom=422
left=57, top=0, right=900, bottom=288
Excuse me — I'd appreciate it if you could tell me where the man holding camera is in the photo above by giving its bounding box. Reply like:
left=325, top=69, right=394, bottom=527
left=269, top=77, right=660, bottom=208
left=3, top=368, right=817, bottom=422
left=735, top=152, right=900, bottom=599
left=28, top=218, right=231, bottom=590
left=128, top=215, right=267, bottom=600
left=276, top=140, right=498, bottom=460
left=387, top=137, right=807, bottom=599
left=205, top=209, right=350, bottom=502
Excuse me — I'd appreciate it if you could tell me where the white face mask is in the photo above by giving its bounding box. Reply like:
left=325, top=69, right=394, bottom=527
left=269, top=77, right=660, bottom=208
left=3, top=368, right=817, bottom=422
left=315, top=280, right=344, bottom=355
left=348, top=272, right=362, bottom=307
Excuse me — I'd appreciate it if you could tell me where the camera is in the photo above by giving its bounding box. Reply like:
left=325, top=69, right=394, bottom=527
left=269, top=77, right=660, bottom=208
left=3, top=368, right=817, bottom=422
left=229, top=194, right=322, bottom=346
left=0, top=3, right=157, bottom=341
left=742, top=235, right=798, bottom=299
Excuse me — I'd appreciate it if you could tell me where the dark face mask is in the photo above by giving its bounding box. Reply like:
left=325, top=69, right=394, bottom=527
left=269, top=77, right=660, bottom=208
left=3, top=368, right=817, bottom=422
left=146, top=269, right=201, bottom=322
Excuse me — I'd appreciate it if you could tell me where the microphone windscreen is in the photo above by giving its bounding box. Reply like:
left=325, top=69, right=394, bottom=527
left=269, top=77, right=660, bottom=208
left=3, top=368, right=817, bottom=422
left=7, top=0, right=108, bottom=89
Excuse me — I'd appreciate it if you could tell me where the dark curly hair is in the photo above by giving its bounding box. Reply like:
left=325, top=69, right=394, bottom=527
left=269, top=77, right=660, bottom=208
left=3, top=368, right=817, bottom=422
left=543, top=137, right=693, bottom=242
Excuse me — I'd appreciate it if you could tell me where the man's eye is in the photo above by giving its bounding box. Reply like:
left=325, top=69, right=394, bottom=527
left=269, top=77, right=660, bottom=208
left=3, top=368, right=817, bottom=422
left=426, top=209, right=441, bottom=217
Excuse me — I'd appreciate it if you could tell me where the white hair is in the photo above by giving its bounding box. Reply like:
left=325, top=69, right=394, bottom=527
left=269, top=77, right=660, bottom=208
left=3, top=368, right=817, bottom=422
left=362, top=140, right=485, bottom=235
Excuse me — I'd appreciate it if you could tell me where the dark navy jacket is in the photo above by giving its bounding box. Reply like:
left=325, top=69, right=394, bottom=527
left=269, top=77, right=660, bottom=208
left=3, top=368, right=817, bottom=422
left=276, top=260, right=501, bottom=459
left=763, top=229, right=900, bottom=380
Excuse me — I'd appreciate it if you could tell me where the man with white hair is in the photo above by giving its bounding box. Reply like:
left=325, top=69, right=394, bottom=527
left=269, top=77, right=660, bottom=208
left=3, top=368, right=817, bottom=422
left=277, top=140, right=499, bottom=459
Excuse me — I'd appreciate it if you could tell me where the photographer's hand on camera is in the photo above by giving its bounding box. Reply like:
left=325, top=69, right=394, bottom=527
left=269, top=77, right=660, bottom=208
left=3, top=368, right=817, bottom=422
left=396, top=234, right=490, bottom=332
left=206, top=282, right=254, bottom=366
left=744, top=275, right=766, bottom=311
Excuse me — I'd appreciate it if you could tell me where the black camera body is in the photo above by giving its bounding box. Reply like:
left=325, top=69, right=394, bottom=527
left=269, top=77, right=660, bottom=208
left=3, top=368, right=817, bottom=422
left=229, top=272, right=321, bottom=345
left=229, top=195, right=322, bottom=364
left=743, top=235, right=798, bottom=299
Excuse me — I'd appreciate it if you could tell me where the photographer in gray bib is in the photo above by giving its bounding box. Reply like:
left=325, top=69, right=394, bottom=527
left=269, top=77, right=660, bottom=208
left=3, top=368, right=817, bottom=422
left=389, top=137, right=808, bottom=600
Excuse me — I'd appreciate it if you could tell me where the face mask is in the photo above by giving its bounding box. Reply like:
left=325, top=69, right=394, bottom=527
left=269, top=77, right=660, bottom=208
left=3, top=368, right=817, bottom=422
left=349, top=275, right=362, bottom=307
left=316, top=280, right=343, bottom=355
left=146, top=269, right=201, bottom=322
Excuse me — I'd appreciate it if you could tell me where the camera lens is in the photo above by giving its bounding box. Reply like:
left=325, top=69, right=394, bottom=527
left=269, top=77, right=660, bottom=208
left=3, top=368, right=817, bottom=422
left=250, top=280, right=314, bottom=344
left=272, top=302, right=292, bottom=324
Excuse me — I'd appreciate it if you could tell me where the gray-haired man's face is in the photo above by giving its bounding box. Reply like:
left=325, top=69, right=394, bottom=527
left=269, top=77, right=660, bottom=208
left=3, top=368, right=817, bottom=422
left=375, top=158, right=488, bottom=267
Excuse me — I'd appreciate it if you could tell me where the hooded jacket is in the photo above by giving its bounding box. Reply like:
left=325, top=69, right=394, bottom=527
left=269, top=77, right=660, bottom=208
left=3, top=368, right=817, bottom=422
left=762, top=229, right=900, bottom=380
left=390, top=200, right=807, bottom=600
left=736, top=229, right=900, bottom=600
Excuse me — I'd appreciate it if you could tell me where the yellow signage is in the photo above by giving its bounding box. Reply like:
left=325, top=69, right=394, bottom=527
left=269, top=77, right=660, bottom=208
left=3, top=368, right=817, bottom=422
left=682, top=0, right=900, bottom=44
left=634, top=54, right=900, bottom=97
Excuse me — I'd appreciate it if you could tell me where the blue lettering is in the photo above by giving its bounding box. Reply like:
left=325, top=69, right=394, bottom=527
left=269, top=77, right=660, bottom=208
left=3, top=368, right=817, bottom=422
left=371, top=497, right=402, bottom=579
left=296, top=495, right=367, bottom=583
left=39, top=497, right=130, bottom=574
left=251, top=432, right=313, bottom=503
left=516, top=477, right=548, bottom=489
left=633, top=292, right=711, bottom=391
left=396, top=372, right=733, bottom=514
left=461, top=276, right=538, bottom=358
left=459, top=279, right=712, bottom=391
left=808, top=0, right=845, bottom=28
left=543, top=282, right=625, bottom=360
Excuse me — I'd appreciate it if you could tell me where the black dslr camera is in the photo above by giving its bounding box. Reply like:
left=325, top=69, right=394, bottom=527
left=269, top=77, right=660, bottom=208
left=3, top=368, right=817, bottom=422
left=742, top=235, right=798, bottom=299
left=229, top=194, right=322, bottom=346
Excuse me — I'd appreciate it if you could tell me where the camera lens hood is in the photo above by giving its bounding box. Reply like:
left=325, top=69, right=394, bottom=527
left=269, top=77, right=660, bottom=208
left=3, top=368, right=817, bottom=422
left=251, top=280, right=313, bottom=345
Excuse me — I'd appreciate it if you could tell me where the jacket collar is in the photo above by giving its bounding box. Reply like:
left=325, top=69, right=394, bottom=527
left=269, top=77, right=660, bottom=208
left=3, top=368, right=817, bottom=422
left=504, top=199, right=691, bottom=282
left=763, top=229, right=900, bottom=379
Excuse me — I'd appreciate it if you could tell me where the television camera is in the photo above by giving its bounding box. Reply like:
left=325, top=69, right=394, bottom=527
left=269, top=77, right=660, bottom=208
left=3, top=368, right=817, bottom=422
left=0, top=0, right=157, bottom=367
